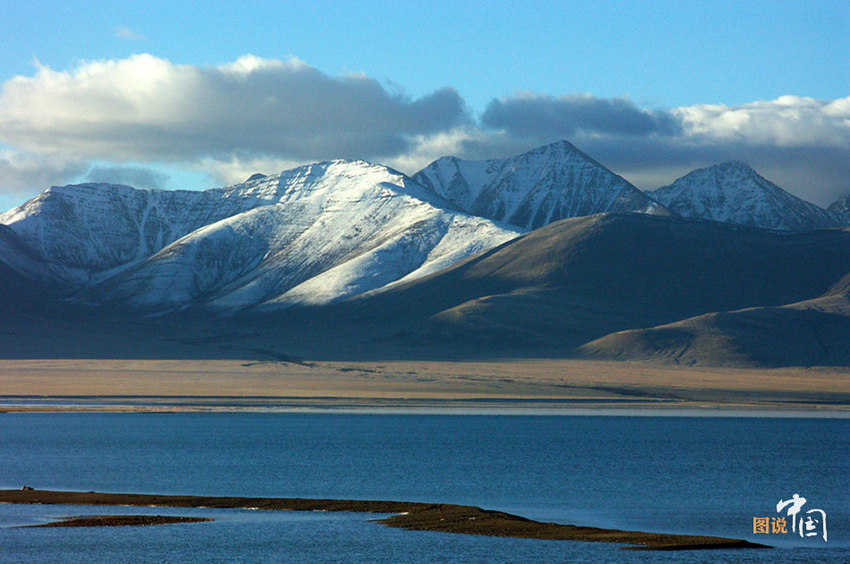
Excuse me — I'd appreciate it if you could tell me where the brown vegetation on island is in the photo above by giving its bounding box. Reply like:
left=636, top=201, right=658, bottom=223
left=1, top=489, right=768, bottom=551
left=23, top=515, right=212, bottom=527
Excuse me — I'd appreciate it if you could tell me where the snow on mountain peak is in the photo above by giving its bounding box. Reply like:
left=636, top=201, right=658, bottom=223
left=650, top=162, right=840, bottom=232
left=1, top=159, right=520, bottom=313
left=413, top=140, right=665, bottom=230
left=0, top=182, right=218, bottom=280
left=0, top=161, right=416, bottom=279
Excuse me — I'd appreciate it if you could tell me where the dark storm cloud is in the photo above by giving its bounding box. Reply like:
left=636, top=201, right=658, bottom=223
left=481, top=94, right=682, bottom=137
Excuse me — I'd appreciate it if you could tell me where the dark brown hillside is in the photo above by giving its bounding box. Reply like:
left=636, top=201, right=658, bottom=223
left=337, top=213, right=850, bottom=358
left=580, top=294, right=850, bottom=367
left=2, top=214, right=849, bottom=367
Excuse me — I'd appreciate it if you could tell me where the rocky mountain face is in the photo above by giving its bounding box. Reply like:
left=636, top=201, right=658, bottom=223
left=828, top=194, right=850, bottom=226
left=413, top=140, right=665, bottom=230
left=1, top=160, right=519, bottom=313
left=0, top=183, right=240, bottom=286
left=649, top=161, right=841, bottom=232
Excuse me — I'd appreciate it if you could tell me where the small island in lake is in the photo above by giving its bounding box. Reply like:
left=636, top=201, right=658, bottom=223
left=2, top=489, right=768, bottom=551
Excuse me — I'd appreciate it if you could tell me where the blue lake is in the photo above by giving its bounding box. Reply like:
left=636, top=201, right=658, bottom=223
left=1, top=412, right=848, bottom=562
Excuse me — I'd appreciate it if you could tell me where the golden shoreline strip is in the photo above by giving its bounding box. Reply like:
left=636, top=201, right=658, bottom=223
left=1, top=394, right=847, bottom=413
left=1, top=359, right=848, bottom=411
left=1, top=489, right=768, bottom=551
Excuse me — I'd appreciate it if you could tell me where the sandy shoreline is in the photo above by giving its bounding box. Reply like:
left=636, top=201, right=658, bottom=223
left=3, top=397, right=849, bottom=415
left=1, top=358, right=848, bottom=412
left=1, top=489, right=767, bottom=551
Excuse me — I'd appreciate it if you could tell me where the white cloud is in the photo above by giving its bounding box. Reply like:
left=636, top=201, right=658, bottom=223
left=114, top=26, right=146, bottom=42
left=0, top=55, right=846, bottom=209
left=384, top=127, right=493, bottom=174
left=0, top=149, right=88, bottom=211
left=675, top=96, right=850, bottom=147
left=0, top=54, right=467, bottom=164
left=196, top=155, right=305, bottom=187
left=84, top=164, right=169, bottom=189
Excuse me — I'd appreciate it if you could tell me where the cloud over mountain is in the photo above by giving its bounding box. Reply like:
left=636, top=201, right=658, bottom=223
left=0, top=54, right=468, bottom=164
left=0, top=54, right=847, bottom=208
left=0, top=150, right=88, bottom=197
left=675, top=95, right=850, bottom=147
left=481, top=94, right=682, bottom=137
left=83, top=165, right=170, bottom=190
left=473, top=93, right=850, bottom=206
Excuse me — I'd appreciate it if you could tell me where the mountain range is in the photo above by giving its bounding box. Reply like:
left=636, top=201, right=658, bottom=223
left=0, top=161, right=520, bottom=313
left=2, top=140, right=848, bottom=367
left=412, top=139, right=665, bottom=229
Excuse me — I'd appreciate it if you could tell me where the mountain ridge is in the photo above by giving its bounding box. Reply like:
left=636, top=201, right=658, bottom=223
left=650, top=161, right=840, bottom=232
left=1, top=160, right=520, bottom=313
left=413, top=139, right=666, bottom=230
left=828, top=194, right=850, bottom=226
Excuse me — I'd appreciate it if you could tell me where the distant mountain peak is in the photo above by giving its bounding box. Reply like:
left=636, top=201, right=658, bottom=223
left=828, top=194, right=850, bottom=226
left=491, top=139, right=612, bottom=170
left=413, top=140, right=665, bottom=230
left=650, top=163, right=840, bottom=232
left=529, top=138, right=582, bottom=154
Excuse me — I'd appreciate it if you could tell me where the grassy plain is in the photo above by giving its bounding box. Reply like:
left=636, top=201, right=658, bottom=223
left=1, top=358, right=847, bottom=411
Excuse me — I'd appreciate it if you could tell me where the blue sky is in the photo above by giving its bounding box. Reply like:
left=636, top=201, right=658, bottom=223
left=1, top=0, right=848, bottom=210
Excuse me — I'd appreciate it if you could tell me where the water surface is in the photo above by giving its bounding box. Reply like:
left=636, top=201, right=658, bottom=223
left=1, top=412, right=847, bottom=562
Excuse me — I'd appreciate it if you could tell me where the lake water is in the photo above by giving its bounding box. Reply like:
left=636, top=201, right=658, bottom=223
left=1, top=412, right=848, bottom=562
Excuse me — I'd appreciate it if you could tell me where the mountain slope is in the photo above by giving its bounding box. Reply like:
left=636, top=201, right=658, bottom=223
left=828, top=194, right=850, bottom=226
left=330, top=213, right=850, bottom=360
left=413, top=140, right=665, bottom=230
left=0, top=183, right=245, bottom=285
left=3, top=209, right=850, bottom=367
left=50, top=161, right=520, bottom=313
left=0, top=224, right=56, bottom=288
left=0, top=225, right=56, bottom=310
left=579, top=294, right=850, bottom=367
left=650, top=162, right=840, bottom=232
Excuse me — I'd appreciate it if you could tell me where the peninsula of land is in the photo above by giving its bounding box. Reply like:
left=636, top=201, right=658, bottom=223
left=1, top=489, right=767, bottom=551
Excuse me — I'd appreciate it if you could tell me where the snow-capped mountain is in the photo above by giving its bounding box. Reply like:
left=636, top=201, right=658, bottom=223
left=412, top=140, right=665, bottom=230
left=2, top=161, right=520, bottom=313
left=649, top=162, right=841, bottom=232
left=0, top=182, right=260, bottom=285
left=828, top=194, right=850, bottom=226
